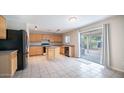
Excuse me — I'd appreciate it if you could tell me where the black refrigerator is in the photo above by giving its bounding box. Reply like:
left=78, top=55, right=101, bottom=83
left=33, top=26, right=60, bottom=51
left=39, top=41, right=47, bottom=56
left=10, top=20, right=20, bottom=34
left=0, top=29, right=28, bottom=70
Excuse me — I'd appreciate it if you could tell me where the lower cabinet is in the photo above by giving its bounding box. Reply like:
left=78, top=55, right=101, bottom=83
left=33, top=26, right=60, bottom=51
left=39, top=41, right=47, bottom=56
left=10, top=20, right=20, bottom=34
left=29, top=46, right=43, bottom=56
left=0, top=51, right=17, bottom=77
left=60, top=46, right=65, bottom=55
left=68, top=46, right=75, bottom=57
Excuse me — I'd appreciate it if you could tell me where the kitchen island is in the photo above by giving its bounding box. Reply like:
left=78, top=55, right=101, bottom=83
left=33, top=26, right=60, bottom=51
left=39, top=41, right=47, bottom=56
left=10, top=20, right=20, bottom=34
left=29, top=42, right=75, bottom=59
left=47, top=46, right=60, bottom=60
left=29, top=42, right=61, bottom=59
left=0, top=50, right=17, bottom=77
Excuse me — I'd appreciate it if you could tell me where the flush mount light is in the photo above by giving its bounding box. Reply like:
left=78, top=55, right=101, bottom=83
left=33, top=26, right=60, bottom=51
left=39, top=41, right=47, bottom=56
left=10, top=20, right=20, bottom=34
left=68, top=16, right=78, bottom=23
left=57, top=29, right=60, bottom=31
left=34, top=26, right=38, bottom=31
left=56, top=29, right=61, bottom=32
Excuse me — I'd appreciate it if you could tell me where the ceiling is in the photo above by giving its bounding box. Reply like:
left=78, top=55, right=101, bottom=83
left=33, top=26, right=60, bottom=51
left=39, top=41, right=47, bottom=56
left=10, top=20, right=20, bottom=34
left=4, top=15, right=112, bottom=33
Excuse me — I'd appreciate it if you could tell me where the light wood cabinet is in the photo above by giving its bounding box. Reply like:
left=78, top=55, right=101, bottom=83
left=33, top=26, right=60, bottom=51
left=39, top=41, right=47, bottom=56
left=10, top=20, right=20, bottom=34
left=52, top=35, right=62, bottom=43
left=11, top=52, right=17, bottom=75
left=0, top=51, right=17, bottom=77
left=29, top=34, right=42, bottom=42
left=49, top=35, right=54, bottom=42
left=29, top=34, right=62, bottom=43
left=60, top=46, right=64, bottom=54
left=29, top=34, right=35, bottom=42
left=0, top=16, right=6, bottom=39
left=68, top=46, right=75, bottom=57
left=42, top=34, right=50, bottom=40
left=29, top=46, right=43, bottom=56
left=47, top=48, right=55, bottom=60
left=47, top=47, right=60, bottom=60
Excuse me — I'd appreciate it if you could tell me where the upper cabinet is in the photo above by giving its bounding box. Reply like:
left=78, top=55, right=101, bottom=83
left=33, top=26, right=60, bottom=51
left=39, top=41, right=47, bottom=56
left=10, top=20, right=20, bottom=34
left=0, top=16, right=6, bottom=39
left=29, top=34, right=62, bottom=43
left=29, top=34, right=42, bottom=42
left=52, top=35, right=62, bottom=43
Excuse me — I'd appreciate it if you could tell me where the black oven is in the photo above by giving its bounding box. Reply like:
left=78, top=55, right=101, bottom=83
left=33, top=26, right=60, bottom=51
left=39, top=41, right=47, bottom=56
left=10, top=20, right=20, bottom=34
left=65, top=47, right=69, bottom=57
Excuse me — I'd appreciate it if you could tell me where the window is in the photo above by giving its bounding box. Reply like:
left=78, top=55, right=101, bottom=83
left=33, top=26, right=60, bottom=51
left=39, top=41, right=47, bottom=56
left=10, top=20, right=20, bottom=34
left=65, top=35, right=70, bottom=44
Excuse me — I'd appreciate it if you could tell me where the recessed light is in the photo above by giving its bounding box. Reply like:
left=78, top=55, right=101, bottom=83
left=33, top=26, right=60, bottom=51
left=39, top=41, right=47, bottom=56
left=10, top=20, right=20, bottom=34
left=34, top=26, right=38, bottom=31
left=68, top=16, right=78, bottom=22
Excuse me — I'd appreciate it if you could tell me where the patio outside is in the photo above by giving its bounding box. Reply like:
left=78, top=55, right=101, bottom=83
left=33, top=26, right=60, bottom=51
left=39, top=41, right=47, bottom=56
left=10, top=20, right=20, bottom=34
left=80, top=30, right=102, bottom=64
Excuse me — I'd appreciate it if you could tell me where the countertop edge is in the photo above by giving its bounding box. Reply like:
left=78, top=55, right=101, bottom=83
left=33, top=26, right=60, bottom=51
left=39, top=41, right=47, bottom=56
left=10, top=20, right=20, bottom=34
left=0, top=50, right=17, bottom=55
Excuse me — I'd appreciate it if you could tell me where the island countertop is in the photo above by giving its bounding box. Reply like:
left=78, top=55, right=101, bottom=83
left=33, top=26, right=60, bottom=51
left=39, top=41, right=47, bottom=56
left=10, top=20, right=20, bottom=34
left=46, top=46, right=60, bottom=48
left=0, top=50, right=17, bottom=55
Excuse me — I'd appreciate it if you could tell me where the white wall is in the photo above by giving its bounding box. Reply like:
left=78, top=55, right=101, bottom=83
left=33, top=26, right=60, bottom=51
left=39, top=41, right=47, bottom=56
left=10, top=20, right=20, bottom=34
left=63, top=16, right=124, bottom=72
left=6, top=19, right=26, bottom=30
left=63, top=30, right=79, bottom=57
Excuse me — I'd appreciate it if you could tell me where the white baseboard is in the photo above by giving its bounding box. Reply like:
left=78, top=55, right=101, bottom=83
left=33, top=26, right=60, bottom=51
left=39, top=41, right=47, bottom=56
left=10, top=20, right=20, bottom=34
left=111, top=66, right=124, bottom=73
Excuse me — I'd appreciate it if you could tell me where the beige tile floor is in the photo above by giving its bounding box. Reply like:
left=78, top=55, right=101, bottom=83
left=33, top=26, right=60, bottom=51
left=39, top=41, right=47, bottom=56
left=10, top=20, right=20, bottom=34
left=13, top=55, right=124, bottom=78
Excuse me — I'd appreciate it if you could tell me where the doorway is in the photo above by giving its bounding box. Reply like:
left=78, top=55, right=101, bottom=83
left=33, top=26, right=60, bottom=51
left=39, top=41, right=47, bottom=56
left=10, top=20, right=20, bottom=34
left=80, top=29, right=103, bottom=64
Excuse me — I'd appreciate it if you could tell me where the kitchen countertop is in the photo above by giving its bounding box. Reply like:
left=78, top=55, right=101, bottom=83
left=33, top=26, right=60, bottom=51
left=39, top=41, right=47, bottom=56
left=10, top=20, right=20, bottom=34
left=0, top=50, right=17, bottom=55
left=30, top=42, right=63, bottom=47
left=46, top=46, right=60, bottom=48
left=30, top=42, right=42, bottom=46
left=59, top=44, right=75, bottom=47
left=30, top=42, right=74, bottom=47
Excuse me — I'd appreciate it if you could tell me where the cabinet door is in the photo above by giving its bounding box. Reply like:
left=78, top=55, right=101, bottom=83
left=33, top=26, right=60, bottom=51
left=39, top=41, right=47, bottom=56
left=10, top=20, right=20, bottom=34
left=55, top=47, right=60, bottom=57
left=50, top=35, right=55, bottom=42
left=57, top=35, right=62, bottom=42
left=53, top=35, right=62, bottom=43
left=42, top=34, right=50, bottom=40
left=60, top=46, right=64, bottom=54
left=69, top=46, right=75, bottom=57
left=30, top=34, right=42, bottom=42
left=29, top=34, right=36, bottom=42
left=47, top=48, right=55, bottom=60
left=11, top=53, right=17, bottom=75
left=0, top=16, right=6, bottom=39
left=29, top=46, right=43, bottom=56
left=36, top=34, right=42, bottom=42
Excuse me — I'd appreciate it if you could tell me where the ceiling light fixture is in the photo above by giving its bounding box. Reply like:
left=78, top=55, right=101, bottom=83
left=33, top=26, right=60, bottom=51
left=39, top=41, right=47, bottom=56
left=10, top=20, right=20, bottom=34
left=56, top=29, right=61, bottom=32
left=57, top=29, right=60, bottom=31
left=68, top=16, right=77, bottom=23
left=34, top=26, right=38, bottom=31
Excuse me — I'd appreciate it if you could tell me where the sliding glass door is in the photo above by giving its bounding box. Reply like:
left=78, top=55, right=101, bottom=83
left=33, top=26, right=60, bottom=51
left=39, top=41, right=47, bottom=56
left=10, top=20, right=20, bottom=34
left=80, top=29, right=103, bottom=64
